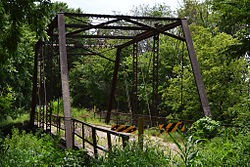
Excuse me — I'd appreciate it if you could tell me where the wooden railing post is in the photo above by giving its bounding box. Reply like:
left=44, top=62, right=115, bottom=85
left=82, top=123, right=85, bottom=148
left=122, top=136, right=129, bottom=148
left=138, top=117, right=144, bottom=150
left=72, top=120, right=75, bottom=148
left=58, top=117, right=61, bottom=133
left=107, top=132, right=112, bottom=150
left=92, top=127, right=98, bottom=158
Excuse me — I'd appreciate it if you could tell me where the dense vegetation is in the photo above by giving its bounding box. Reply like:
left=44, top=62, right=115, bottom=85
left=0, top=126, right=249, bottom=166
left=0, top=0, right=249, bottom=166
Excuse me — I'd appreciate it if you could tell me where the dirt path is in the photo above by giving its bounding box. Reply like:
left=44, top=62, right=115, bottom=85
left=48, top=123, right=179, bottom=156
left=91, top=125, right=179, bottom=155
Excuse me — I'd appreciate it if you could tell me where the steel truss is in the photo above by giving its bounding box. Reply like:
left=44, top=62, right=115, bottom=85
left=30, top=13, right=212, bottom=148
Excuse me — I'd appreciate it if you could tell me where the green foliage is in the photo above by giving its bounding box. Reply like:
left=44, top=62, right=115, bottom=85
left=193, top=132, right=250, bottom=166
left=209, top=0, right=250, bottom=55
left=0, top=0, right=52, bottom=118
left=0, top=114, right=29, bottom=127
left=0, top=0, right=51, bottom=57
left=0, top=1, right=85, bottom=118
left=70, top=49, right=116, bottom=109
left=189, top=117, right=220, bottom=139
left=168, top=132, right=200, bottom=167
left=0, top=128, right=91, bottom=166
left=163, top=24, right=248, bottom=121
left=229, top=96, right=250, bottom=127
left=94, top=140, right=171, bottom=166
left=178, top=0, right=218, bottom=29
left=0, top=87, right=16, bottom=120
left=131, top=3, right=173, bottom=18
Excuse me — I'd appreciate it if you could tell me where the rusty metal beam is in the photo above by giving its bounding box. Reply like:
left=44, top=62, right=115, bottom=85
left=68, top=53, right=99, bottom=56
left=124, top=18, right=185, bottom=41
left=181, top=19, right=212, bottom=118
left=163, top=32, right=185, bottom=41
left=58, top=13, right=73, bottom=148
left=65, top=24, right=149, bottom=30
left=65, top=23, right=184, bottom=41
left=123, top=18, right=152, bottom=29
left=30, top=40, right=41, bottom=127
left=63, top=13, right=181, bottom=21
left=47, top=15, right=58, bottom=36
left=77, top=47, right=115, bottom=62
left=66, top=19, right=121, bottom=37
left=118, top=21, right=181, bottom=49
left=105, top=48, right=122, bottom=124
left=66, top=35, right=135, bottom=39
left=48, top=43, right=118, bottom=48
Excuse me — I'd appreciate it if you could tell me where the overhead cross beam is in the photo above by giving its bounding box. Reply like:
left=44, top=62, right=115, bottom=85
left=63, top=12, right=182, bottom=21
left=124, top=18, right=185, bottom=41
left=66, top=18, right=122, bottom=37
left=118, top=21, right=182, bottom=49
left=66, top=24, right=150, bottom=31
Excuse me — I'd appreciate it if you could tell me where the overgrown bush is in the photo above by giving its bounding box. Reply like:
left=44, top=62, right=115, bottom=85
left=0, top=129, right=91, bottom=166
left=229, top=96, right=250, bottom=127
left=192, top=132, right=250, bottom=166
left=0, top=87, right=16, bottom=120
left=189, top=117, right=221, bottom=139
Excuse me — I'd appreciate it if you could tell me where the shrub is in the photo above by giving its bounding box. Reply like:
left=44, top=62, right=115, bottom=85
left=189, top=117, right=221, bottom=139
left=0, top=128, right=91, bottom=166
left=193, top=132, right=250, bottom=166
left=0, top=87, right=16, bottom=120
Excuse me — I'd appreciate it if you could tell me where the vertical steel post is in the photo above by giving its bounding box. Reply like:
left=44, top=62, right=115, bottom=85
left=152, top=35, right=159, bottom=120
left=58, top=13, right=73, bottom=148
left=106, top=48, right=122, bottom=124
left=181, top=19, right=212, bottom=118
left=30, top=41, right=40, bottom=127
left=132, top=43, right=138, bottom=124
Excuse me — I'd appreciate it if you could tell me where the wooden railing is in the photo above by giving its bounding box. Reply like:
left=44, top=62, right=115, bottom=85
left=72, top=118, right=130, bottom=157
left=36, top=113, right=130, bottom=157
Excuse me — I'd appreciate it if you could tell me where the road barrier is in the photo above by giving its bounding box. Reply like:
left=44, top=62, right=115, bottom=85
left=111, top=124, right=137, bottom=134
left=160, top=122, right=185, bottom=134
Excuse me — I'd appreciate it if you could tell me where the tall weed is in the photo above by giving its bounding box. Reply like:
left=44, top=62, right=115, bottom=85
left=0, top=128, right=91, bottom=166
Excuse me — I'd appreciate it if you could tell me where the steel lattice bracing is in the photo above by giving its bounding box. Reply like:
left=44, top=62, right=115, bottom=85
left=152, top=35, right=159, bottom=125
left=132, top=43, right=138, bottom=115
left=30, top=13, right=211, bottom=148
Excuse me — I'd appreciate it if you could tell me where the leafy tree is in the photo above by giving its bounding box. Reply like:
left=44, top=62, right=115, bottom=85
left=163, top=25, right=248, bottom=121
left=208, top=0, right=250, bottom=56
left=0, top=1, right=51, bottom=119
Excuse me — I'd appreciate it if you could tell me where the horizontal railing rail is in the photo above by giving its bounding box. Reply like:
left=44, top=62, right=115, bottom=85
left=36, top=113, right=130, bottom=158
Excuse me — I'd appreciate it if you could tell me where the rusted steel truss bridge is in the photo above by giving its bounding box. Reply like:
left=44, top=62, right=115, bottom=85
left=30, top=13, right=211, bottom=150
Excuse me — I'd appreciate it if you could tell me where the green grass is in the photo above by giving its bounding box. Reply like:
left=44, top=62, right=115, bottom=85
left=0, top=128, right=91, bottom=166
left=145, top=126, right=184, bottom=143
